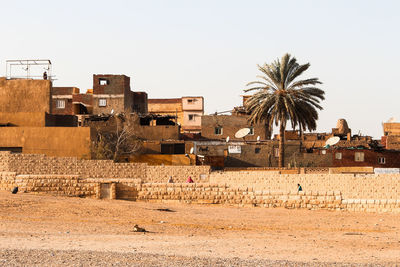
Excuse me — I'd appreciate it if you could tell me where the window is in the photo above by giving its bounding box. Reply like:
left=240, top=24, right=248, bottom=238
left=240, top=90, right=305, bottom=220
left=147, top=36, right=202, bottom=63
left=188, top=114, right=194, bottom=121
left=99, top=99, right=107, bottom=107
left=214, top=126, right=222, bottom=135
left=274, top=147, right=279, bottom=158
left=335, top=152, right=342, bottom=160
left=378, top=157, right=386, bottom=164
left=187, top=99, right=194, bottom=104
left=255, top=147, right=261, bottom=154
left=56, top=99, right=65, bottom=109
left=355, top=152, right=364, bottom=162
left=99, top=79, right=109, bottom=85
left=248, top=127, right=254, bottom=135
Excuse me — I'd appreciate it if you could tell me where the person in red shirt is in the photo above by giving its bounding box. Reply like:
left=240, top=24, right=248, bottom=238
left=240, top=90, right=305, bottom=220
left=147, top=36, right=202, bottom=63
left=186, top=176, right=194, bottom=183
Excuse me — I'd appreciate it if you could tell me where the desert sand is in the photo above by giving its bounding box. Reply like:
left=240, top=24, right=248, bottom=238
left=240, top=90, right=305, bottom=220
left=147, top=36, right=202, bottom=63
left=0, top=191, right=399, bottom=266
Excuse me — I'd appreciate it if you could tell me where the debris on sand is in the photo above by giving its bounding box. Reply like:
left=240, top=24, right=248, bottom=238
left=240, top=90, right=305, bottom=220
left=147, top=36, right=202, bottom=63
left=133, top=224, right=147, bottom=232
left=155, top=208, right=175, bottom=212
left=344, top=232, right=363, bottom=236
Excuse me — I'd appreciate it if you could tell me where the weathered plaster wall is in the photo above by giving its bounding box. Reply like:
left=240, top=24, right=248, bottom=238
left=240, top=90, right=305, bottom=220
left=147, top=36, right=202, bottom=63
left=0, top=78, right=51, bottom=126
left=0, top=127, right=92, bottom=158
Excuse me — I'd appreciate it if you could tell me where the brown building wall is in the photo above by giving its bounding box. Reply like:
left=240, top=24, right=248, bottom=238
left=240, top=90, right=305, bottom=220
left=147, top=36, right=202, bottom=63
left=194, top=141, right=303, bottom=167
left=0, top=78, right=51, bottom=126
left=201, top=115, right=269, bottom=141
left=132, top=92, right=148, bottom=114
left=148, top=99, right=183, bottom=126
left=385, top=135, right=400, bottom=150
left=50, top=98, right=73, bottom=115
left=0, top=127, right=92, bottom=158
left=135, top=125, right=180, bottom=141
left=331, top=149, right=400, bottom=168
left=92, top=75, right=131, bottom=114
left=383, top=123, right=400, bottom=136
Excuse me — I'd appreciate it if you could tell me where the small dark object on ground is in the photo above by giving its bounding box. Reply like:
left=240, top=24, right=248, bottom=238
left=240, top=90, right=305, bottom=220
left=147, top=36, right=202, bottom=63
left=155, top=208, right=176, bottom=212
left=11, top=187, right=18, bottom=194
left=133, top=224, right=147, bottom=232
left=344, top=232, right=364, bottom=235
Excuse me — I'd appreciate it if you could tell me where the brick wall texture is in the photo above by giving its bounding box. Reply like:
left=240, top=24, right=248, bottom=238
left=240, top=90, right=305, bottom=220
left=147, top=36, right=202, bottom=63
left=0, top=152, right=210, bottom=182
left=1, top=152, right=399, bottom=213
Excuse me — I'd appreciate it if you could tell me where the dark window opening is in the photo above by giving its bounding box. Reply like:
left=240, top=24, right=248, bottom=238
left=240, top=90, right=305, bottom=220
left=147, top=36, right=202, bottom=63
left=255, top=147, right=261, bottom=154
left=155, top=117, right=176, bottom=125
left=188, top=114, right=194, bottom=120
left=99, top=79, right=109, bottom=85
left=214, top=126, right=222, bottom=135
left=249, top=127, right=254, bottom=135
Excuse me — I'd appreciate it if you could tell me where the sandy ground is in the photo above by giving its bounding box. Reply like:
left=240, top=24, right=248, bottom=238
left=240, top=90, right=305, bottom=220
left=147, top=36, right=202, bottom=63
left=0, top=191, right=399, bottom=266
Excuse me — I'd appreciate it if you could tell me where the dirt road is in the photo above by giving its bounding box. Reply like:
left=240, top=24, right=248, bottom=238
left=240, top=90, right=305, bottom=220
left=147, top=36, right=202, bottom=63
left=0, top=191, right=398, bottom=266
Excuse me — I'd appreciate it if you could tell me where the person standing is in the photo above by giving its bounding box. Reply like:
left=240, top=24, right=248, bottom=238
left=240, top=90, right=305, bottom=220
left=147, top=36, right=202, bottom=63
left=297, top=183, right=302, bottom=192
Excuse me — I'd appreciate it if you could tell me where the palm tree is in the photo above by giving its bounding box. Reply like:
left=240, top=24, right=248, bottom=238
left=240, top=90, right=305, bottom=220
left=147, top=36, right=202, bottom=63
left=244, top=53, right=325, bottom=168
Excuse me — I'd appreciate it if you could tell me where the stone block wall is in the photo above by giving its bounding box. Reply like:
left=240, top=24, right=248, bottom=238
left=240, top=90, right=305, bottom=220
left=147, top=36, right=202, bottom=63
left=134, top=183, right=400, bottom=213
left=0, top=153, right=10, bottom=172
left=1, top=173, right=400, bottom=213
left=0, top=173, right=97, bottom=197
left=209, top=171, right=400, bottom=200
left=146, top=165, right=210, bottom=183
left=0, top=152, right=211, bottom=182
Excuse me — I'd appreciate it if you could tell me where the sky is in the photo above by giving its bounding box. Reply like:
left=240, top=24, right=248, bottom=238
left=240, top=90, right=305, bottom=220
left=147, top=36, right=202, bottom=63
left=1, top=0, right=399, bottom=138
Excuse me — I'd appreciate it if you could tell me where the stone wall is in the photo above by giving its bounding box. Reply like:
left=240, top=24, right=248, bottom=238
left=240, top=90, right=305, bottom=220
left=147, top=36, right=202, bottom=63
left=0, top=173, right=97, bottom=197
left=0, top=152, right=210, bottom=182
left=209, top=171, right=400, bottom=200
left=2, top=173, right=398, bottom=213
left=1, top=151, right=399, bottom=213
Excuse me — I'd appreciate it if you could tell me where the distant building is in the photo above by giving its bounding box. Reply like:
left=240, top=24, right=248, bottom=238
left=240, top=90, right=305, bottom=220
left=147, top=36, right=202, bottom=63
left=201, top=115, right=270, bottom=141
left=50, top=74, right=148, bottom=117
left=382, top=122, right=400, bottom=150
left=0, top=77, right=91, bottom=157
left=92, top=74, right=147, bottom=115
left=148, top=96, right=204, bottom=133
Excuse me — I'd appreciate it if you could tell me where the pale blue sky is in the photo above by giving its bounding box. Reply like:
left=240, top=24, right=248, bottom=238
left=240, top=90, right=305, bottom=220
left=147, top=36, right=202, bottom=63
left=1, top=0, right=399, bottom=138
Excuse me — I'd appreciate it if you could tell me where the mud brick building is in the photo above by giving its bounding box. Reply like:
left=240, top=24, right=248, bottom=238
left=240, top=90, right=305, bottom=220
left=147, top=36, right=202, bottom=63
left=382, top=122, right=400, bottom=150
left=51, top=87, right=80, bottom=115
left=148, top=96, right=204, bottom=133
left=50, top=74, right=148, bottom=116
left=0, top=77, right=92, bottom=157
left=201, top=114, right=270, bottom=142
left=93, top=74, right=132, bottom=114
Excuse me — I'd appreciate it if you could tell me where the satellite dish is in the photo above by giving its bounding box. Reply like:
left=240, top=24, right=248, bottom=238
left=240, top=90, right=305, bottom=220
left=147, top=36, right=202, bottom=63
left=235, top=128, right=251, bottom=138
left=226, top=136, right=230, bottom=142
left=257, top=136, right=260, bottom=142
left=325, top=136, right=340, bottom=147
left=189, top=147, right=194, bottom=154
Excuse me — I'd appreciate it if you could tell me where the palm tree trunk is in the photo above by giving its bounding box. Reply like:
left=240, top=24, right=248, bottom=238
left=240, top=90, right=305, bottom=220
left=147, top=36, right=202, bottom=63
left=278, top=122, right=285, bottom=168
